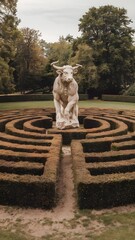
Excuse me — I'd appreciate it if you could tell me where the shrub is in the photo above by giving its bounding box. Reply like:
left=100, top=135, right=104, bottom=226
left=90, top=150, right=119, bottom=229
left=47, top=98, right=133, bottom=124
left=123, top=83, right=135, bottom=96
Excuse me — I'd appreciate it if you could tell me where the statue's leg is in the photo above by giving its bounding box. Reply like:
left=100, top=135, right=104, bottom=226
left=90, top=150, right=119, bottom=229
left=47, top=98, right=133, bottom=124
left=63, top=100, right=79, bottom=127
left=64, top=101, right=75, bottom=125
left=54, top=99, right=65, bottom=129
left=54, top=99, right=61, bottom=121
left=71, top=104, right=79, bottom=128
left=64, top=100, right=76, bottom=117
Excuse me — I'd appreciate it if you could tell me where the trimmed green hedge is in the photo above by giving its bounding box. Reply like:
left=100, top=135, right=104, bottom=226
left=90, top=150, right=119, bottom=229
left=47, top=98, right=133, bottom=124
left=102, top=94, right=135, bottom=102
left=0, top=94, right=88, bottom=102
left=0, top=135, right=62, bottom=209
left=71, top=134, right=135, bottom=209
left=0, top=94, right=53, bottom=102
left=0, top=109, right=61, bottom=208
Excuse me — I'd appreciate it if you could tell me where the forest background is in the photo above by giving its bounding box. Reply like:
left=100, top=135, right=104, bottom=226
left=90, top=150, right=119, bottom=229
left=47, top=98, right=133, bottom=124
left=0, top=0, right=135, bottom=98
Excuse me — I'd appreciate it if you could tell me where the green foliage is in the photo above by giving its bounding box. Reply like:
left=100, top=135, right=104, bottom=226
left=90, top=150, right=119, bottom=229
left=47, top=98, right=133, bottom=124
left=123, top=83, right=135, bottom=96
left=0, top=0, right=20, bottom=93
left=15, top=28, right=46, bottom=92
left=70, top=43, right=98, bottom=93
left=45, top=37, right=72, bottom=65
left=0, top=57, right=15, bottom=93
left=79, top=5, right=135, bottom=95
left=42, top=37, right=73, bottom=92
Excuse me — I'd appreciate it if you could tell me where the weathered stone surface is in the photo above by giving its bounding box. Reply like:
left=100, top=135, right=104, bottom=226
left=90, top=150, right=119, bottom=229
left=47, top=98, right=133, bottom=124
left=51, top=61, right=82, bottom=129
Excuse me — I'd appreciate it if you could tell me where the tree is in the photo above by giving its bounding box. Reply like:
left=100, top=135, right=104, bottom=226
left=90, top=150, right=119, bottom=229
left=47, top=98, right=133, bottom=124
left=41, top=37, right=72, bottom=92
left=45, top=37, right=72, bottom=65
left=0, top=0, right=20, bottom=93
left=15, top=28, right=46, bottom=92
left=70, top=44, right=98, bottom=94
left=79, top=5, right=135, bottom=95
left=65, top=34, right=74, bottom=43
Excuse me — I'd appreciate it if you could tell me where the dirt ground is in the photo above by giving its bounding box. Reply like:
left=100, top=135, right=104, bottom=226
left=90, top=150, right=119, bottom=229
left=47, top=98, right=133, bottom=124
left=0, top=146, right=135, bottom=240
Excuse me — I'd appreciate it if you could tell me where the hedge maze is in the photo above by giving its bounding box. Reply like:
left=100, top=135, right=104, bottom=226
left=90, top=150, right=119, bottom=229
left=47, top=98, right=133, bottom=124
left=0, top=109, right=62, bottom=209
left=0, top=107, right=135, bottom=209
left=71, top=108, right=135, bottom=209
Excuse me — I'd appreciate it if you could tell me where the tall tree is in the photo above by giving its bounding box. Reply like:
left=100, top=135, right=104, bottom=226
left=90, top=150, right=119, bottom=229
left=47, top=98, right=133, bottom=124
left=45, top=37, right=72, bottom=65
left=42, top=37, right=72, bottom=92
left=0, top=0, right=20, bottom=93
left=79, top=5, right=135, bottom=95
left=70, top=44, right=98, bottom=94
left=15, top=28, right=46, bottom=92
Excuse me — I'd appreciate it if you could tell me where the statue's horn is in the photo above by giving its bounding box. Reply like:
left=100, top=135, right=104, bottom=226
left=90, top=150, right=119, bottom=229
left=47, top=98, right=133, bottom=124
left=51, top=61, right=64, bottom=70
left=73, top=64, right=82, bottom=70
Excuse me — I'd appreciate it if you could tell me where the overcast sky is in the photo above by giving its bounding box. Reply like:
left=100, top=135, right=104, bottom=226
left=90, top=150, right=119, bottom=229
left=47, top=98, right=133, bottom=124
left=17, top=0, right=135, bottom=43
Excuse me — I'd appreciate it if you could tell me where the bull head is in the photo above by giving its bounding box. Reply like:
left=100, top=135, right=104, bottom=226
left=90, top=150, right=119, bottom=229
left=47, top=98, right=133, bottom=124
left=51, top=61, right=82, bottom=75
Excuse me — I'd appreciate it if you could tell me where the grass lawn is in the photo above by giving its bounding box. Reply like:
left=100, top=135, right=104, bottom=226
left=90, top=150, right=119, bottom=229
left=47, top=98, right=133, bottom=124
left=0, top=99, right=134, bottom=110
left=0, top=230, right=31, bottom=240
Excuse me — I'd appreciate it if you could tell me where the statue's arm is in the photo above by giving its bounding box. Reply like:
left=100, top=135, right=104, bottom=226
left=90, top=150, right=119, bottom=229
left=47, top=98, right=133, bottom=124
left=53, top=77, right=62, bottom=95
left=68, top=81, right=78, bottom=96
